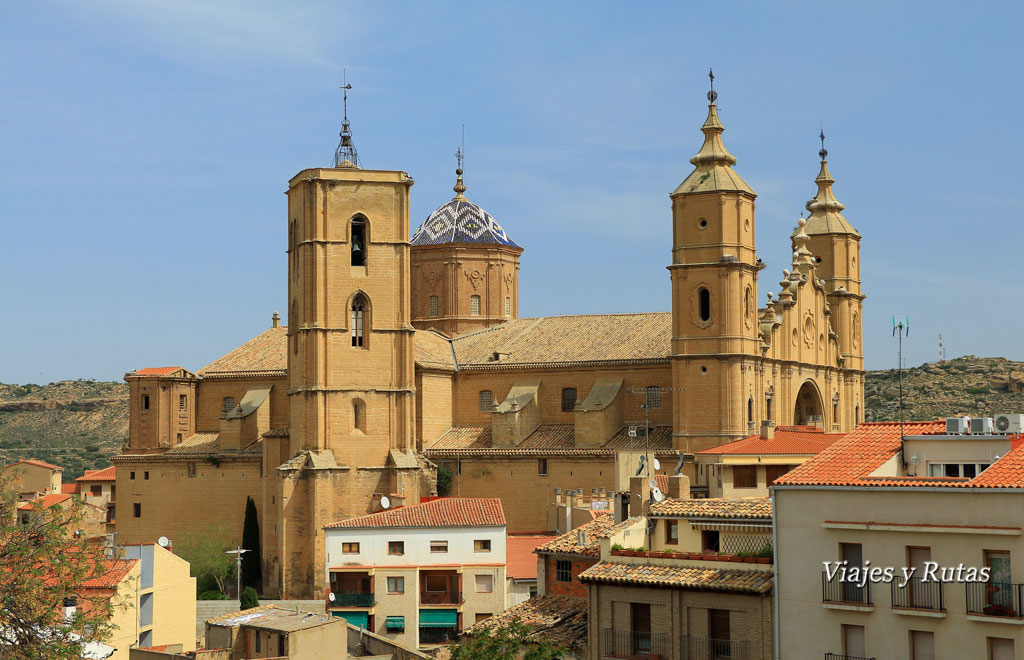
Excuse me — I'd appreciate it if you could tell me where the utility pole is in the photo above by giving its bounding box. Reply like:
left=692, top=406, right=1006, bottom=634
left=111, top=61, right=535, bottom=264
left=225, top=547, right=250, bottom=603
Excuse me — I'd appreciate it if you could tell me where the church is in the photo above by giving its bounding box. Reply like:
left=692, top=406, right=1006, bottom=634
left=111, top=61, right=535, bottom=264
left=112, top=78, right=865, bottom=599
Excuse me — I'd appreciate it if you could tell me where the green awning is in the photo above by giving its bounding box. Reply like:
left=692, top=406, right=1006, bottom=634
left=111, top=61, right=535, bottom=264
left=333, top=611, right=369, bottom=628
left=419, top=609, right=457, bottom=627
left=385, top=616, right=405, bottom=630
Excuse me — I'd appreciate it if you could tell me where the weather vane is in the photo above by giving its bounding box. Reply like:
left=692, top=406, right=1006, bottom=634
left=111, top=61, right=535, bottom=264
left=707, top=68, right=717, bottom=103
left=333, top=69, right=359, bottom=168
left=819, top=123, right=827, bottom=160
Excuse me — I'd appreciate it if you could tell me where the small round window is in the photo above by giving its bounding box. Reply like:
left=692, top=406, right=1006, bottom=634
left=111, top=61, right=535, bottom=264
left=698, top=217, right=708, bottom=230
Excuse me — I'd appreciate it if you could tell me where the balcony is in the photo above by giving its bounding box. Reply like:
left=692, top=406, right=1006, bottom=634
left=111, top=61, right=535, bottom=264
left=420, top=570, right=461, bottom=605
left=680, top=636, right=748, bottom=659
left=891, top=577, right=944, bottom=612
left=601, top=629, right=669, bottom=659
left=332, top=592, right=374, bottom=607
left=824, top=655, right=875, bottom=660
left=329, top=571, right=373, bottom=608
left=821, top=572, right=871, bottom=607
left=966, top=582, right=1024, bottom=619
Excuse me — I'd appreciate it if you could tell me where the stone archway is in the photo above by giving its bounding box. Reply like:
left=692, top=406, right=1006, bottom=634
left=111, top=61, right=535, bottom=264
left=794, top=380, right=824, bottom=426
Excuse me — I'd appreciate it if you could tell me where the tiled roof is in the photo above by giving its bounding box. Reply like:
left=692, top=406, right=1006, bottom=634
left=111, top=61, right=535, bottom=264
left=424, top=424, right=673, bottom=456
left=76, top=466, right=115, bottom=482
left=325, top=497, right=505, bottom=529
left=207, top=606, right=337, bottom=632
left=579, top=561, right=773, bottom=595
left=970, top=440, right=1024, bottom=488
left=113, top=433, right=262, bottom=461
left=535, top=514, right=633, bottom=557
left=17, top=493, right=72, bottom=511
left=696, top=428, right=843, bottom=456
left=412, top=196, right=520, bottom=248
left=415, top=329, right=456, bottom=370
left=461, top=595, right=587, bottom=650
left=131, top=367, right=185, bottom=376
left=450, top=313, right=671, bottom=368
left=200, top=327, right=289, bottom=376
left=650, top=497, right=772, bottom=520
left=773, top=421, right=948, bottom=487
left=6, top=458, right=62, bottom=471
left=61, top=483, right=80, bottom=495
left=81, top=559, right=137, bottom=589
left=506, top=535, right=556, bottom=580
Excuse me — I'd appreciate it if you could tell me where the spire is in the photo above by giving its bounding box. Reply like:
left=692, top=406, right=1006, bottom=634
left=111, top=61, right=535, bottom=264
left=453, top=146, right=467, bottom=200
left=333, top=72, right=360, bottom=169
left=804, top=130, right=858, bottom=236
left=673, top=69, right=754, bottom=196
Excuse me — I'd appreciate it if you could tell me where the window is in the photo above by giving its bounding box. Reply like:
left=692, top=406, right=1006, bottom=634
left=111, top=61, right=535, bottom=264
left=765, top=465, right=795, bottom=485
left=353, top=399, right=366, bottom=432
left=470, top=295, right=481, bottom=316
left=645, top=386, right=661, bottom=410
left=833, top=400, right=839, bottom=424
left=475, top=613, right=492, bottom=624
left=929, top=463, right=990, bottom=478
left=342, top=542, right=360, bottom=554
left=176, top=433, right=182, bottom=444
left=698, top=287, right=711, bottom=322
left=555, top=560, right=571, bottom=582
left=989, top=637, right=1015, bottom=660
left=733, top=465, right=757, bottom=488
left=179, top=394, right=187, bottom=410
left=142, top=395, right=150, bottom=411
left=855, top=405, right=860, bottom=423
left=538, top=458, right=548, bottom=476
left=701, top=530, right=720, bottom=552
left=505, top=297, right=510, bottom=316
left=388, top=541, right=404, bottom=556
left=842, top=624, right=866, bottom=658
left=255, top=631, right=261, bottom=653
left=708, top=609, right=730, bottom=644
left=90, top=485, right=102, bottom=496
left=351, top=217, right=366, bottom=266
left=187, top=463, right=196, bottom=477
left=475, top=574, right=493, bottom=593
left=766, top=396, right=773, bottom=421
left=665, top=520, right=679, bottom=545
left=386, top=576, right=404, bottom=594
left=144, top=471, right=149, bottom=480
left=351, top=294, right=368, bottom=347
left=430, top=540, right=448, bottom=553
left=429, top=295, right=439, bottom=317
left=474, top=539, right=491, bottom=552
left=910, top=630, right=934, bottom=660
left=222, top=397, right=235, bottom=412
left=133, top=503, right=141, bottom=518
left=561, top=388, right=577, bottom=412
left=529, top=586, right=538, bottom=598
left=130, top=471, right=136, bottom=480
left=747, top=397, right=753, bottom=424
left=479, top=390, right=493, bottom=411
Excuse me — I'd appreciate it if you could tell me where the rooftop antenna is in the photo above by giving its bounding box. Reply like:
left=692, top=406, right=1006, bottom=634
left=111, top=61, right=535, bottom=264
left=893, top=316, right=910, bottom=467
left=333, top=69, right=359, bottom=168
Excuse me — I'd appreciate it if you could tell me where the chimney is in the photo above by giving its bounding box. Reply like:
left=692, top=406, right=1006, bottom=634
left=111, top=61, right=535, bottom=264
left=62, top=596, right=77, bottom=623
left=613, top=492, right=629, bottom=523
left=666, top=474, right=690, bottom=500
left=272, top=311, right=280, bottom=328
left=628, top=476, right=651, bottom=518
left=760, top=420, right=775, bottom=439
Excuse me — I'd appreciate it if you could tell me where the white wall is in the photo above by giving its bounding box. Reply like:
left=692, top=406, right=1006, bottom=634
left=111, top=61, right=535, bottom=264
left=324, top=525, right=506, bottom=572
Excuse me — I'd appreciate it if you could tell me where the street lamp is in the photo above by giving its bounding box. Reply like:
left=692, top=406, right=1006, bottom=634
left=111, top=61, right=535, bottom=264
left=225, top=547, right=250, bottom=604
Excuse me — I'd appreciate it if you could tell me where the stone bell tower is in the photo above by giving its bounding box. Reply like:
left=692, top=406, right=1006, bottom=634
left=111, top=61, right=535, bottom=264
left=669, top=72, right=763, bottom=452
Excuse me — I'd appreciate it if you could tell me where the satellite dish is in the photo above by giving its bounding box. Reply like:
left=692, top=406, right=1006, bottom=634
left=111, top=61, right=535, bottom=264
left=380, top=495, right=391, bottom=510
left=157, top=536, right=170, bottom=548
left=653, top=458, right=661, bottom=471
left=651, top=486, right=665, bottom=502
left=328, top=592, right=336, bottom=603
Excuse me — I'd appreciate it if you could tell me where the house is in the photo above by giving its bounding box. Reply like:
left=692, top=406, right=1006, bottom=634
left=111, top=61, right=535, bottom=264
left=2, top=458, right=62, bottom=499
left=15, top=492, right=108, bottom=539
left=205, top=606, right=347, bottom=659
left=323, top=497, right=507, bottom=649
left=506, top=535, right=557, bottom=608
left=461, top=595, right=589, bottom=660
left=774, top=419, right=1024, bottom=660
left=77, top=466, right=117, bottom=526
left=120, top=543, right=197, bottom=651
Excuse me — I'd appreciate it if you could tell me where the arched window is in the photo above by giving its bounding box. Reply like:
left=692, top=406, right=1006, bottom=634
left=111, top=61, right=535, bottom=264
left=479, top=390, right=494, bottom=411
left=351, top=294, right=368, bottom=348
left=351, top=217, right=366, bottom=267
left=747, top=397, right=753, bottom=424
left=222, top=397, right=236, bottom=413
left=645, top=386, right=661, bottom=410
left=698, top=288, right=711, bottom=322
left=470, top=295, right=481, bottom=316
left=833, top=400, right=840, bottom=425
left=505, top=297, right=511, bottom=317
left=855, top=405, right=860, bottom=424
left=353, top=399, right=366, bottom=432
left=766, top=396, right=773, bottom=422
left=429, top=295, right=439, bottom=318
left=561, top=388, right=578, bottom=412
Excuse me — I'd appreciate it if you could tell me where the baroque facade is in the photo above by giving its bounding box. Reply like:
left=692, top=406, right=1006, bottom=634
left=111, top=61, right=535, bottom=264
left=113, top=82, right=864, bottom=599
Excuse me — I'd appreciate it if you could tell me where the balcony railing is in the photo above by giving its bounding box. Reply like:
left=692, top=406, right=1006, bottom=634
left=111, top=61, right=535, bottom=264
left=891, top=577, right=944, bottom=611
left=681, top=635, right=748, bottom=660
left=966, top=582, right=1024, bottom=618
left=420, top=590, right=461, bottom=605
left=331, top=592, right=374, bottom=607
left=601, top=629, right=669, bottom=659
left=822, top=572, right=871, bottom=606
left=824, top=654, right=876, bottom=660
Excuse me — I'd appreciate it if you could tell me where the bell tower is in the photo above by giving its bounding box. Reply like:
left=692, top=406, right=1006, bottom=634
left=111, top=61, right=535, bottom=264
left=669, top=72, right=762, bottom=452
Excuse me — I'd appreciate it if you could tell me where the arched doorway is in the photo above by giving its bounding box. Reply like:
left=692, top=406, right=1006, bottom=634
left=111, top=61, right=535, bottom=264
left=794, top=380, right=824, bottom=426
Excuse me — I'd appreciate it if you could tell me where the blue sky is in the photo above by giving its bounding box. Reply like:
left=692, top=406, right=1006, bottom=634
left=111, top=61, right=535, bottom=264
left=1, top=1, right=1021, bottom=384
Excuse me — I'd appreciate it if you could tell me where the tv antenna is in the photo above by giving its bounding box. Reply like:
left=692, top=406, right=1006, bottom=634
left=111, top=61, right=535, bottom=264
left=626, top=386, right=688, bottom=492
left=893, top=316, right=910, bottom=467
left=333, top=69, right=359, bottom=168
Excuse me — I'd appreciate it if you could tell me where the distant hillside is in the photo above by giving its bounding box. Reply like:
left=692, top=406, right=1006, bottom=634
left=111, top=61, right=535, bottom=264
left=0, top=380, right=128, bottom=481
left=865, top=355, right=1024, bottom=422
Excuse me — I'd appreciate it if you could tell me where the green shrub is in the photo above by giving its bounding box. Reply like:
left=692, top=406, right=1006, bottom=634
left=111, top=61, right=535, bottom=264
left=436, top=464, right=453, bottom=495
left=240, top=586, right=260, bottom=609
left=199, top=590, right=228, bottom=601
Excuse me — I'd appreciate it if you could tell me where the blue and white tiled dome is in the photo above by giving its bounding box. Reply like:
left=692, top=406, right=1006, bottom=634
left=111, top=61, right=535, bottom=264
left=411, top=169, right=520, bottom=248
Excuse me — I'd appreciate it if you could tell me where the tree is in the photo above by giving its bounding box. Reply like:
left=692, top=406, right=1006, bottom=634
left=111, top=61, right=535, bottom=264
left=448, top=619, right=566, bottom=660
left=176, top=523, right=235, bottom=596
left=0, top=476, right=119, bottom=659
left=240, top=586, right=259, bottom=610
left=436, top=464, right=453, bottom=495
left=240, top=497, right=261, bottom=592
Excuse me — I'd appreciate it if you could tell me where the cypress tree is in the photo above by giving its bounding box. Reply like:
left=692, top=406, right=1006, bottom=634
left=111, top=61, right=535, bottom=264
left=241, top=496, right=262, bottom=592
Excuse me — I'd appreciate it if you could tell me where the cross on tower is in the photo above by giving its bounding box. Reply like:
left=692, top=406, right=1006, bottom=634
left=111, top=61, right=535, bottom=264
left=707, top=68, right=717, bottom=103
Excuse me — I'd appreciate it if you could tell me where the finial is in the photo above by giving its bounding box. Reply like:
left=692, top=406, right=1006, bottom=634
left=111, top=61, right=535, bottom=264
left=453, top=146, right=467, bottom=198
left=333, top=69, right=360, bottom=168
left=819, top=125, right=827, bottom=161
left=707, top=68, right=717, bottom=104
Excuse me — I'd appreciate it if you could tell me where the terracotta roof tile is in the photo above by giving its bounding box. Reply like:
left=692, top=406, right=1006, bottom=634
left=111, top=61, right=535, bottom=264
left=506, top=535, right=556, bottom=579
left=131, top=367, right=186, bottom=376
left=7, top=459, right=62, bottom=471
left=696, top=428, right=843, bottom=456
left=81, top=559, right=137, bottom=589
left=535, top=515, right=633, bottom=557
left=325, top=497, right=505, bottom=529
left=451, top=313, right=671, bottom=368
left=461, top=595, right=587, bottom=650
left=200, top=328, right=289, bottom=376
left=414, top=329, right=456, bottom=370
left=425, top=424, right=673, bottom=456
left=579, top=561, right=773, bottom=594
left=970, top=440, right=1024, bottom=488
left=17, top=493, right=72, bottom=511
left=61, top=483, right=80, bottom=495
left=650, top=497, right=772, bottom=520
left=76, top=466, right=115, bottom=482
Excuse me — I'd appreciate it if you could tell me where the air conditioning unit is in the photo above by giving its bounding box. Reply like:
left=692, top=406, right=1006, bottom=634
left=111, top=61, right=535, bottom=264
left=994, top=414, right=1024, bottom=435
left=946, top=417, right=969, bottom=434
left=970, top=417, right=994, bottom=435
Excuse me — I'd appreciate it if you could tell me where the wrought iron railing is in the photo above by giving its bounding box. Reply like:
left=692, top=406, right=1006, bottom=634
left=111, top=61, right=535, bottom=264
left=420, top=589, right=461, bottom=605
left=332, top=592, right=374, bottom=607
left=601, top=629, right=669, bottom=659
left=822, top=572, right=871, bottom=605
left=824, top=654, right=875, bottom=660
left=681, top=635, right=749, bottom=659
left=891, top=576, right=944, bottom=611
left=966, top=581, right=1024, bottom=618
